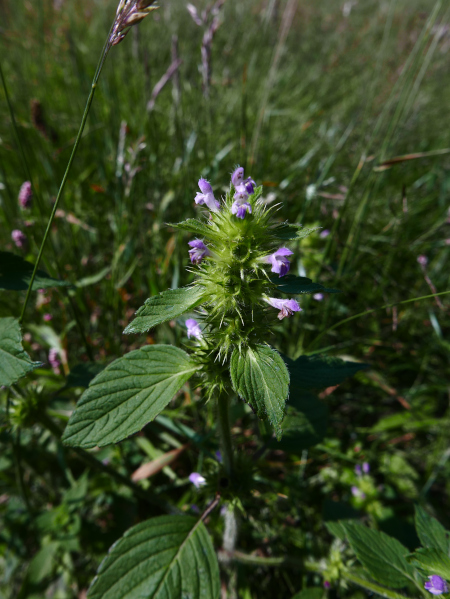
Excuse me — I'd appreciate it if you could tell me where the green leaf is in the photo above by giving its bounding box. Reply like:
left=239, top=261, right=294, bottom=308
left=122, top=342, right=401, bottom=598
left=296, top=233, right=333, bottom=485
left=124, top=286, right=206, bottom=334
left=66, top=363, right=105, bottom=388
left=268, top=392, right=327, bottom=452
left=28, top=542, right=60, bottom=584
left=415, top=506, right=450, bottom=554
left=272, top=224, right=321, bottom=241
left=0, top=317, right=41, bottom=386
left=230, top=344, right=289, bottom=438
left=168, top=218, right=219, bottom=240
left=87, top=515, right=220, bottom=599
left=62, top=345, right=199, bottom=448
left=272, top=275, right=340, bottom=295
left=291, top=588, right=324, bottom=599
left=343, top=522, right=416, bottom=588
left=0, top=251, right=71, bottom=291
left=410, top=548, right=450, bottom=579
left=285, top=354, right=368, bottom=390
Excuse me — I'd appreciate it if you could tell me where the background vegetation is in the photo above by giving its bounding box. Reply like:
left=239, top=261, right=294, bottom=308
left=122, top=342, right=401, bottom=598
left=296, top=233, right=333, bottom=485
left=0, top=0, right=449, bottom=597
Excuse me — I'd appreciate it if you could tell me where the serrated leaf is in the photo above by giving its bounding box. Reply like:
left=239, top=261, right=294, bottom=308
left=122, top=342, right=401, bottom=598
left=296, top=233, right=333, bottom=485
left=284, top=354, right=368, bottom=390
left=124, top=286, right=206, bottom=334
left=0, top=251, right=71, bottom=291
left=230, top=345, right=289, bottom=438
left=415, top=506, right=450, bottom=555
left=87, top=515, right=220, bottom=599
left=291, top=589, right=324, bottom=599
left=0, top=317, right=41, bottom=386
left=272, top=275, right=340, bottom=295
left=168, top=218, right=219, bottom=240
left=410, top=548, right=450, bottom=579
left=272, top=224, right=321, bottom=241
left=267, top=392, right=327, bottom=452
left=344, top=523, right=416, bottom=588
left=62, top=345, right=199, bottom=448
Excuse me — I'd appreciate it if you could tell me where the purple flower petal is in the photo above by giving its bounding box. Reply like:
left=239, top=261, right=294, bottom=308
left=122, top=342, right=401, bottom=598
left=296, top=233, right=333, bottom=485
left=362, top=462, right=370, bottom=474
left=355, top=464, right=362, bottom=476
left=11, top=230, right=27, bottom=249
left=189, top=472, right=206, bottom=488
left=18, top=181, right=32, bottom=209
left=198, top=178, right=213, bottom=195
left=425, top=576, right=449, bottom=595
left=231, top=167, right=244, bottom=187
left=320, top=229, right=330, bottom=238
left=266, top=297, right=301, bottom=320
left=185, top=318, right=202, bottom=339
left=231, top=198, right=252, bottom=219
left=188, top=239, right=210, bottom=264
left=264, top=248, right=293, bottom=277
left=195, top=179, right=220, bottom=212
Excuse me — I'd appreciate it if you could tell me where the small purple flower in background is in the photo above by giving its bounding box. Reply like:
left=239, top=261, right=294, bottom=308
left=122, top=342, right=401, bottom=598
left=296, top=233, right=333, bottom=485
left=266, top=297, right=301, bottom=320
left=11, top=230, right=27, bottom=249
left=320, top=229, right=330, bottom=238
left=362, top=462, right=370, bottom=474
left=351, top=486, right=366, bottom=499
left=186, top=319, right=202, bottom=340
left=189, top=472, right=206, bottom=488
left=231, top=167, right=244, bottom=187
left=43, top=314, right=53, bottom=322
left=264, top=248, right=293, bottom=277
left=417, top=255, right=428, bottom=267
left=215, top=450, right=222, bottom=463
left=18, top=181, right=33, bottom=209
left=231, top=195, right=252, bottom=219
left=48, top=348, right=61, bottom=375
left=425, top=576, right=449, bottom=595
left=324, top=581, right=331, bottom=589
left=355, top=464, right=362, bottom=476
left=195, top=178, right=220, bottom=212
left=313, top=293, right=324, bottom=301
left=188, top=239, right=210, bottom=264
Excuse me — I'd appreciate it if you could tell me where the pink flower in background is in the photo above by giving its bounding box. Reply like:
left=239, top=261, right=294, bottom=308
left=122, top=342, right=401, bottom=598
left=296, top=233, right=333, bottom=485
left=185, top=319, right=202, bottom=340
left=48, top=348, right=61, bottom=375
left=11, top=230, right=27, bottom=249
left=313, top=293, right=324, bottom=301
left=320, top=229, right=330, bottom=238
left=43, top=314, right=53, bottom=322
left=18, top=181, right=33, bottom=209
left=417, top=255, right=428, bottom=267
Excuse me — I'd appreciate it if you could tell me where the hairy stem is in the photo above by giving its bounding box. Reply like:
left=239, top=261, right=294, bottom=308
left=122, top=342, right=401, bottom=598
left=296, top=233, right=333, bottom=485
left=19, top=29, right=113, bottom=325
left=217, top=393, right=234, bottom=480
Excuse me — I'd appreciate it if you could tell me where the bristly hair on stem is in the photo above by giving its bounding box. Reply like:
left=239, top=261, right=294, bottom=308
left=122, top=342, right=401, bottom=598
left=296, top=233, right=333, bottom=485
left=112, top=0, right=159, bottom=46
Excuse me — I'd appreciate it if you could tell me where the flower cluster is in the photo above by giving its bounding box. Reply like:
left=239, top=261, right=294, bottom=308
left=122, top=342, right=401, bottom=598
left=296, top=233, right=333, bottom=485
left=18, top=181, right=33, bottom=209
left=186, top=167, right=301, bottom=328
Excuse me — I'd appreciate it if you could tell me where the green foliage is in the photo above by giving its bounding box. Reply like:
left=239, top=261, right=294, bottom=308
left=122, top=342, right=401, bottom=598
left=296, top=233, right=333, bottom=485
left=415, top=506, right=450, bottom=554
left=273, top=275, right=340, bottom=295
left=169, top=218, right=220, bottom=241
left=342, top=523, right=416, bottom=588
left=267, top=392, right=327, bottom=452
left=410, top=548, right=450, bottom=580
left=87, top=516, right=220, bottom=599
left=124, top=287, right=206, bottom=334
left=230, top=345, right=289, bottom=438
left=291, top=589, right=324, bottom=599
left=62, top=345, right=199, bottom=448
left=0, top=317, right=41, bottom=386
left=0, top=251, right=71, bottom=291
left=65, top=363, right=105, bottom=388
left=272, top=224, right=322, bottom=241
left=285, top=354, right=368, bottom=390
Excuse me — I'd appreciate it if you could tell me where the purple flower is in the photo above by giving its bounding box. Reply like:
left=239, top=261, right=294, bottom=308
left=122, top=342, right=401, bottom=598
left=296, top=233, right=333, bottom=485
left=324, top=581, right=331, bottom=589
left=231, top=193, right=252, bottom=219
left=263, top=248, right=293, bottom=277
left=417, top=255, right=428, bottom=267
left=425, top=576, right=449, bottom=595
left=362, top=462, right=370, bottom=474
left=320, top=229, right=330, bottom=238
left=188, top=239, right=210, bottom=264
left=189, top=472, right=206, bottom=488
left=266, top=297, right=301, bottom=320
left=243, top=177, right=256, bottom=194
left=195, top=178, right=220, bottom=212
left=355, top=464, right=362, bottom=476
left=43, top=314, right=53, bottom=322
left=313, top=293, right=324, bottom=301
left=11, top=230, right=27, bottom=249
left=48, top=348, right=61, bottom=375
left=231, top=167, right=244, bottom=187
left=215, top=450, right=222, bottom=462
left=18, top=181, right=33, bottom=209
left=186, top=319, right=202, bottom=340
left=351, top=486, right=366, bottom=499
